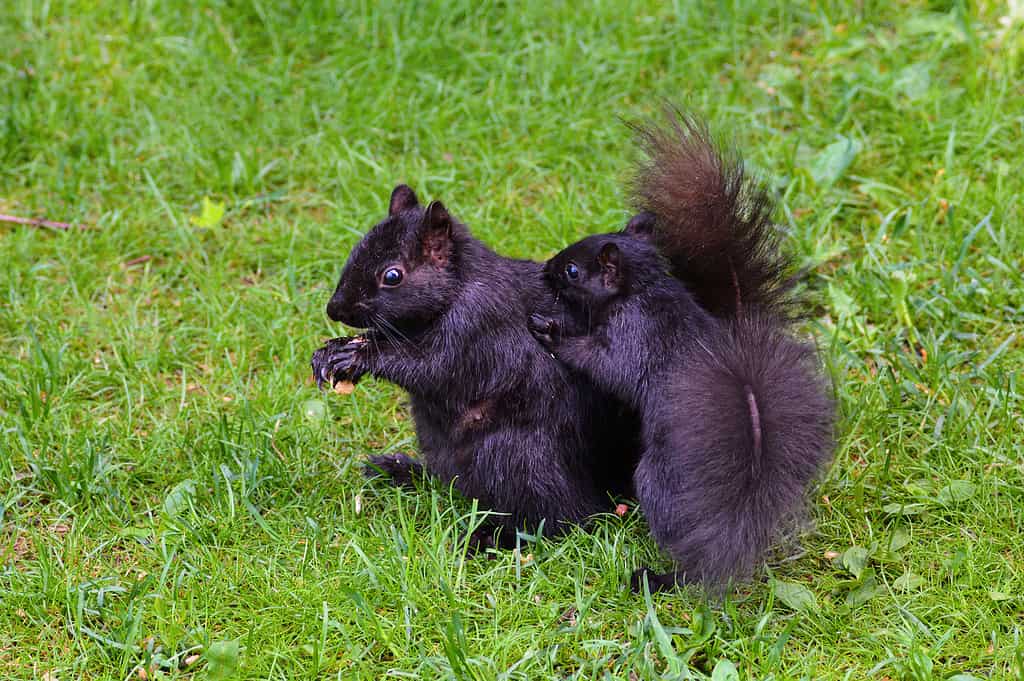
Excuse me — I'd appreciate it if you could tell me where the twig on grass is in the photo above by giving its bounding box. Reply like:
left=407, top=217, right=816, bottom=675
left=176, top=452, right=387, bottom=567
left=123, top=255, right=152, bottom=267
left=0, top=213, right=89, bottom=231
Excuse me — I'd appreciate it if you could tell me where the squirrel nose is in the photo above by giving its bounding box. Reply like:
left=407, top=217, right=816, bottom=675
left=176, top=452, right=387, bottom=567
left=327, top=297, right=369, bottom=327
left=326, top=296, right=348, bottom=322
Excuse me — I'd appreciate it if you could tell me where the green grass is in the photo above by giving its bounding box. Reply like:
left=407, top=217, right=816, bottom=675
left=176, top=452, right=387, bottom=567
left=2, top=1, right=1023, bottom=678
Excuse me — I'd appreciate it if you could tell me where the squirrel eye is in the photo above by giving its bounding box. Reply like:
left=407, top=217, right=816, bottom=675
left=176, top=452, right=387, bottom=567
left=381, top=267, right=404, bottom=287
left=565, top=262, right=580, bottom=280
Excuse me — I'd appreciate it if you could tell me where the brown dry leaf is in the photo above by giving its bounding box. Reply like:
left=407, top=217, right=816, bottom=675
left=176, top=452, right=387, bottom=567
left=10, top=535, right=33, bottom=561
left=50, top=523, right=71, bottom=538
left=333, top=380, right=355, bottom=395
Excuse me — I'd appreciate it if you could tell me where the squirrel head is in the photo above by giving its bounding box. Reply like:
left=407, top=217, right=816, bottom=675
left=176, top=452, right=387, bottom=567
left=542, top=233, right=667, bottom=315
left=326, top=185, right=464, bottom=332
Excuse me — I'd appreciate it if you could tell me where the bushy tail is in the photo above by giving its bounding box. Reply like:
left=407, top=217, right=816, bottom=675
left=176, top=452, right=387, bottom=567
left=640, top=315, right=834, bottom=589
left=625, top=108, right=795, bottom=319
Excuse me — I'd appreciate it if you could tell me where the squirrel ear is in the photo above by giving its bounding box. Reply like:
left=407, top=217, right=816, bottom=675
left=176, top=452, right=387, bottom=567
left=420, top=200, right=452, bottom=265
left=624, top=211, right=656, bottom=239
left=597, top=242, right=622, bottom=289
left=425, top=200, right=449, bottom=228
left=389, top=185, right=419, bottom=216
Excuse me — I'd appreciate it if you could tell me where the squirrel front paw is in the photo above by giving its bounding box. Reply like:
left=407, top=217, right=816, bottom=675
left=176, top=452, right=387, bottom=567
left=528, top=314, right=561, bottom=349
left=311, top=336, right=368, bottom=389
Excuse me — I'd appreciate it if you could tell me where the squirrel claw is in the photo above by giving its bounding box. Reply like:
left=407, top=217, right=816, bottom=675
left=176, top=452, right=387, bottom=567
left=311, top=336, right=366, bottom=389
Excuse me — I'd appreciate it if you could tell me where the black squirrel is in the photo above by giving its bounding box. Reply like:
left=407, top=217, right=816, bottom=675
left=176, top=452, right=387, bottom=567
left=528, top=112, right=834, bottom=591
left=311, top=185, right=640, bottom=549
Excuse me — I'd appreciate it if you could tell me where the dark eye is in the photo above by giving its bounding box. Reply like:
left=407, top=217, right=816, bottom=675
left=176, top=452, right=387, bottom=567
left=381, top=267, right=404, bottom=287
left=565, top=262, right=580, bottom=280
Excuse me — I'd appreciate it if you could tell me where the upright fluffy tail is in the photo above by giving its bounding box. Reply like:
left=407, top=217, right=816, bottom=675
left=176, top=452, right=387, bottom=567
left=637, top=315, right=834, bottom=590
left=625, top=108, right=795, bottom=319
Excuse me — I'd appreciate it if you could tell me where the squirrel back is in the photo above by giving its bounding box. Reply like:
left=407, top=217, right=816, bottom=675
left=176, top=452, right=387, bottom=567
left=624, top=108, right=794, bottom=319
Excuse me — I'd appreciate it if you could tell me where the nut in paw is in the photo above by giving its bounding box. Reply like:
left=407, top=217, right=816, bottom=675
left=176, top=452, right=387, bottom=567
left=311, top=336, right=367, bottom=389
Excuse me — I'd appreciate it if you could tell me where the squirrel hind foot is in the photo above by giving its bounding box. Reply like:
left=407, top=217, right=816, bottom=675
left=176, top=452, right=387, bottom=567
left=363, top=452, right=423, bottom=488
left=630, top=566, right=682, bottom=594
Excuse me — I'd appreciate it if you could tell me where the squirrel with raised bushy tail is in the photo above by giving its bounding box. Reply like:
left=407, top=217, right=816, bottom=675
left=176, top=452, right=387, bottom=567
left=312, top=108, right=834, bottom=593
left=529, top=110, right=835, bottom=592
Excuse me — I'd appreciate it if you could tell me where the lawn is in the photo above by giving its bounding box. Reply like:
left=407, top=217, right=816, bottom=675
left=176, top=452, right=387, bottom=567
left=2, top=1, right=1023, bottom=679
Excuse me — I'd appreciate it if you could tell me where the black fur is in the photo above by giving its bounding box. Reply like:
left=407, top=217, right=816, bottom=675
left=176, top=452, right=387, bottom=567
left=625, top=106, right=795, bottom=318
left=312, top=186, right=639, bottom=546
left=532, top=232, right=834, bottom=592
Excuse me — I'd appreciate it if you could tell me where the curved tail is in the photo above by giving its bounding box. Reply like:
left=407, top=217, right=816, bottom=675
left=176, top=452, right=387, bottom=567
left=639, top=315, right=834, bottom=589
left=624, top=107, right=795, bottom=319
